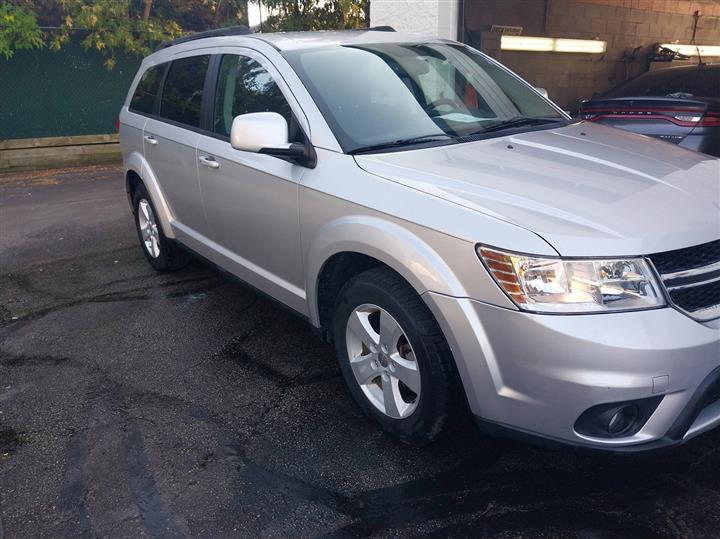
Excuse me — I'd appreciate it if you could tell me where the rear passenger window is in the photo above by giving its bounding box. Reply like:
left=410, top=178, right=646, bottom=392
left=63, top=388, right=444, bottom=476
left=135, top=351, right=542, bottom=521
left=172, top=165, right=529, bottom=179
left=160, top=55, right=210, bottom=127
left=130, top=64, right=166, bottom=114
left=213, top=54, right=293, bottom=137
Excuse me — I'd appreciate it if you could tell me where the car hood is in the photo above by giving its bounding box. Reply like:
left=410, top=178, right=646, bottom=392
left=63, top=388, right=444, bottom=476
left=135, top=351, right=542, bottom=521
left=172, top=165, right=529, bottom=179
left=355, top=122, right=720, bottom=256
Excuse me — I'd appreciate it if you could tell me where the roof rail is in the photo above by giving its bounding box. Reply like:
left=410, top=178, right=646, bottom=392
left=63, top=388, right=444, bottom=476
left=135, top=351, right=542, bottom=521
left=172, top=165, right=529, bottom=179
left=155, top=25, right=252, bottom=52
left=367, top=25, right=396, bottom=32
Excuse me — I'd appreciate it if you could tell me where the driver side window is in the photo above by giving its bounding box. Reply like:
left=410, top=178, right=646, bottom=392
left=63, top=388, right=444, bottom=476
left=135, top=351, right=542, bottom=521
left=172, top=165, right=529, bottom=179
left=213, top=54, right=296, bottom=139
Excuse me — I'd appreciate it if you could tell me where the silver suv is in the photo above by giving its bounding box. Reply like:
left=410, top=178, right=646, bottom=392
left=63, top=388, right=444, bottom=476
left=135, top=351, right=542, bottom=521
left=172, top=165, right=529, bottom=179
left=120, top=27, right=720, bottom=452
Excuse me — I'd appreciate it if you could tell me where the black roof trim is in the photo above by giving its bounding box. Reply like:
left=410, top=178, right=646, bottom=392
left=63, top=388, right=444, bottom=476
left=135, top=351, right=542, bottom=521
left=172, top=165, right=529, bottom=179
left=367, top=25, right=396, bottom=32
left=155, top=25, right=252, bottom=52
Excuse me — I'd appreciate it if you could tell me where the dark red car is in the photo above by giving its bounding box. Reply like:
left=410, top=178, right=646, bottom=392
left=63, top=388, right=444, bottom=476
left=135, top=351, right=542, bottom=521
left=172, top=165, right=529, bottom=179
left=580, top=64, right=720, bottom=157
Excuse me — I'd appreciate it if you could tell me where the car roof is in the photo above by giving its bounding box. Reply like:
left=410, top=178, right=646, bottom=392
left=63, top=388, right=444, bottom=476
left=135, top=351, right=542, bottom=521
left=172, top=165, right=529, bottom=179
left=251, top=29, right=442, bottom=51
left=155, top=28, right=444, bottom=55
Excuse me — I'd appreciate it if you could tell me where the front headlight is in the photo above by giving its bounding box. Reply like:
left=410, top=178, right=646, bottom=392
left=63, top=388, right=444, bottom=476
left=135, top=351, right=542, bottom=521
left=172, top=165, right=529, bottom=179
left=477, top=246, right=666, bottom=313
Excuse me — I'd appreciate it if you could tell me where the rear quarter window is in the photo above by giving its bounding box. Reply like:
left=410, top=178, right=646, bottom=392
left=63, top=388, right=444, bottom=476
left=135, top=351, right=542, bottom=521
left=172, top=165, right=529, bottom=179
left=130, top=64, right=166, bottom=114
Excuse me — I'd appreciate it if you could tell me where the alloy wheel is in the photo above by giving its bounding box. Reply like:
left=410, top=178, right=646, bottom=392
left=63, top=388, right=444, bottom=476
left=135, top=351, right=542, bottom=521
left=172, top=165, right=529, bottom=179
left=345, top=303, right=421, bottom=419
left=137, top=199, right=161, bottom=258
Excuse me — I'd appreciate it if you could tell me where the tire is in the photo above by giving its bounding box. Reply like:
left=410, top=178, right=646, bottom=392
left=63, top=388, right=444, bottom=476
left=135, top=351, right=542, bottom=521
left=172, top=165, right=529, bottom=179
left=132, top=183, right=189, bottom=272
left=333, top=266, right=469, bottom=445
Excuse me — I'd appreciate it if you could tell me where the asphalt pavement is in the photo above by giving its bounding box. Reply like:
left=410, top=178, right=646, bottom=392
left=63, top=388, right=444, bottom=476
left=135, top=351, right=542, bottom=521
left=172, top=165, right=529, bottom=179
left=1, top=164, right=720, bottom=538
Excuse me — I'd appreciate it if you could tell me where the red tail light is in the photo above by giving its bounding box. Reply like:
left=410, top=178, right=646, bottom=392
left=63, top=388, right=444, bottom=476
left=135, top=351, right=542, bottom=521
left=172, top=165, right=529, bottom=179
left=115, top=117, right=120, bottom=132
left=698, top=112, right=720, bottom=127
left=581, top=106, right=718, bottom=128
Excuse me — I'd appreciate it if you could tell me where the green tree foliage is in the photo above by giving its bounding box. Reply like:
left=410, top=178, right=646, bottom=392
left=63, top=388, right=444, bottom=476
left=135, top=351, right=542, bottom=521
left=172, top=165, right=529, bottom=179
left=1, top=0, right=368, bottom=68
left=260, top=0, right=369, bottom=32
left=47, top=0, right=185, bottom=69
left=0, top=3, right=44, bottom=59
left=2, top=0, right=251, bottom=68
left=156, top=0, right=251, bottom=32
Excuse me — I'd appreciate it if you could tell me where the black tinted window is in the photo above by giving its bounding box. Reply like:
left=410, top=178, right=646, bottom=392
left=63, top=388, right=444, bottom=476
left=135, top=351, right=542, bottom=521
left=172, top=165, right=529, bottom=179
left=213, top=54, right=293, bottom=137
left=130, top=64, right=166, bottom=114
left=160, top=55, right=210, bottom=127
left=605, top=70, right=678, bottom=97
left=606, top=66, right=719, bottom=98
left=693, top=67, right=720, bottom=97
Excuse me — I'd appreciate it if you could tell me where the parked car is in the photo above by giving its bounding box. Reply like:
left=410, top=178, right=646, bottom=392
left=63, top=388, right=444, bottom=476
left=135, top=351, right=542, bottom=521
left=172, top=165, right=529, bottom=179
left=119, top=27, right=720, bottom=452
left=579, top=63, right=720, bottom=156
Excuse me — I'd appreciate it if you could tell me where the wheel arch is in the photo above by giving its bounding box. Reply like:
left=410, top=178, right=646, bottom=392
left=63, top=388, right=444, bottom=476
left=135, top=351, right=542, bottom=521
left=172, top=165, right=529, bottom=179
left=307, top=216, right=468, bottom=336
left=126, top=169, right=143, bottom=209
left=124, top=151, right=175, bottom=239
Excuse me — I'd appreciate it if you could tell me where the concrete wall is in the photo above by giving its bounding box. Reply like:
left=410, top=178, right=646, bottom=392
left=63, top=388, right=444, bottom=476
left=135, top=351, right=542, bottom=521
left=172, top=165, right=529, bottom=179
left=0, top=135, right=121, bottom=172
left=464, top=0, right=720, bottom=112
left=370, top=0, right=460, bottom=39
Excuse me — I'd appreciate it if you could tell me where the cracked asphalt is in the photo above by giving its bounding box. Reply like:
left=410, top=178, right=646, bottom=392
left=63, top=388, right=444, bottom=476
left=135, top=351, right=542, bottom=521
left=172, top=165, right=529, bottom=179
left=1, top=164, right=720, bottom=538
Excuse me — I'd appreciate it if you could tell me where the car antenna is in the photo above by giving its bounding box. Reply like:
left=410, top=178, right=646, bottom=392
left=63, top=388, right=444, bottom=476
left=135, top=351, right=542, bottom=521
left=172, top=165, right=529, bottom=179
left=691, top=10, right=704, bottom=67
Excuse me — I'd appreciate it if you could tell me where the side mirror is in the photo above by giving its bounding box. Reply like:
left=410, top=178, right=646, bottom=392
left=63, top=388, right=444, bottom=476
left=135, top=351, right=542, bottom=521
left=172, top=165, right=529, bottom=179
left=231, top=111, right=292, bottom=152
left=535, top=87, right=549, bottom=99
left=230, top=112, right=314, bottom=166
left=230, top=112, right=307, bottom=159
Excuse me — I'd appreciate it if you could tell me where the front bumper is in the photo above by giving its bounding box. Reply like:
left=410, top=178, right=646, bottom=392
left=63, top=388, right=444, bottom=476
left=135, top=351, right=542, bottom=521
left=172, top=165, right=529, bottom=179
left=424, top=292, right=720, bottom=451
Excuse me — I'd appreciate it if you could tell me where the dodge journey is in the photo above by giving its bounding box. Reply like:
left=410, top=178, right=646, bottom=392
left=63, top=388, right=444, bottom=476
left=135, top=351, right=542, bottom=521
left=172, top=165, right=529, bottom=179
left=120, top=27, right=720, bottom=452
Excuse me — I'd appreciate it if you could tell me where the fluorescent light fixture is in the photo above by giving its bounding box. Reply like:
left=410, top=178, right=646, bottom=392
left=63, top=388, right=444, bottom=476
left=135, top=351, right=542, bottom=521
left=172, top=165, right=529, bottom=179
left=554, top=39, right=607, bottom=53
left=660, top=43, right=720, bottom=57
left=502, top=36, right=554, bottom=51
left=501, top=35, right=607, bottom=54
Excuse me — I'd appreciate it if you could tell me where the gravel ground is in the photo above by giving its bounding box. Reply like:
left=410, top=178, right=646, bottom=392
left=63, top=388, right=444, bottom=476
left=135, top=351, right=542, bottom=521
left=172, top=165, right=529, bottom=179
left=1, top=164, right=719, bottom=538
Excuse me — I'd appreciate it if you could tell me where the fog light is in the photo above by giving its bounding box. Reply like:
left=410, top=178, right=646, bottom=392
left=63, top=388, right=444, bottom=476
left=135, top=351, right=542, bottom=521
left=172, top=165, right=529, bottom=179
left=607, top=405, right=639, bottom=435
left=575, top=396, right=662, bottom=439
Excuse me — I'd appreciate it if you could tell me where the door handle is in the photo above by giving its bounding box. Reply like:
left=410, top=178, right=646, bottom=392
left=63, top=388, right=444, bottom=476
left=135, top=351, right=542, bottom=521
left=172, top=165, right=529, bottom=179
left=198, top=155, right=220, bottom=169
left=144, top=135, right=158, bottom=146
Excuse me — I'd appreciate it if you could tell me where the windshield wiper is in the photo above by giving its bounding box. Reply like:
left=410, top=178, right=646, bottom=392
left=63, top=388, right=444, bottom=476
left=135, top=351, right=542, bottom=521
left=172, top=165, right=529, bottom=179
left=349, top=134, right=456, bottom=155
left=465, top=116, right=566, bottom=137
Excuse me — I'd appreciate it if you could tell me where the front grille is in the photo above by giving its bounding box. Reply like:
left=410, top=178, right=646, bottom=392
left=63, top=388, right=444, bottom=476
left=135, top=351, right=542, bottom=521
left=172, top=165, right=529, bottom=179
left=670, top=281, right=720, bottom=313
left=648, top=239, right=720, bottom=322
left=650, top=239, right=720, bottom=274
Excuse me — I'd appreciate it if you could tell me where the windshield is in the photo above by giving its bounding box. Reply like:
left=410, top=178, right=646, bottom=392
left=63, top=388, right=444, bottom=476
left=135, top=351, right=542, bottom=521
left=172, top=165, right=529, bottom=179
left=283, top=42, right=565, bottom=153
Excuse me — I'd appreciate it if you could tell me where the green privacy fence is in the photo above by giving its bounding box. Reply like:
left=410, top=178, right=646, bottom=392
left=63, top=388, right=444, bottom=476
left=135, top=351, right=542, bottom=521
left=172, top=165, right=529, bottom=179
left=0, top=39, right=141, bottom=139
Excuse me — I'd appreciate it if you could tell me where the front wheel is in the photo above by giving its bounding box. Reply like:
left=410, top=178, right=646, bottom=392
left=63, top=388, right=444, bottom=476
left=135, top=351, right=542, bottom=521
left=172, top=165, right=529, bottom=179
left=333, top=267, right=469, bottom=445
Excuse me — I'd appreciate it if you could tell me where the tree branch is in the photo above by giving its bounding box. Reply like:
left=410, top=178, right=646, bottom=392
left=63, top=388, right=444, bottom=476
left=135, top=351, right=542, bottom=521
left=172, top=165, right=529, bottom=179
left=142, top=0, right=153, bottom=21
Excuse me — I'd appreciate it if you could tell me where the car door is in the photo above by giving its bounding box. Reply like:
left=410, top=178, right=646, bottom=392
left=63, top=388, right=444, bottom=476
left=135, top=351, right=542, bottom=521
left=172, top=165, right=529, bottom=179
left=143, top=53, right=211, bottom=236
left=195, top=50, right=308, bottom=313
